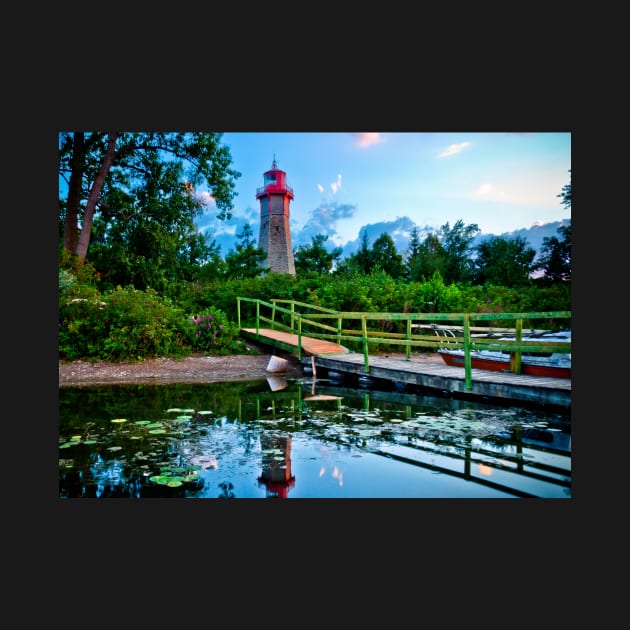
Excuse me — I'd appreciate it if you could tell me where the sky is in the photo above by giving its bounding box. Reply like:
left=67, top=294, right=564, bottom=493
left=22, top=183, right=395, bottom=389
left=194, top=131, right=571, bottom=254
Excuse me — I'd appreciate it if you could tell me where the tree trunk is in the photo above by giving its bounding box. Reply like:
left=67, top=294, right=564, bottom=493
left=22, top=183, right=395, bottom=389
left=75, top=132, right=119, bottom=263
left=63, top=132, right=85, bottom=255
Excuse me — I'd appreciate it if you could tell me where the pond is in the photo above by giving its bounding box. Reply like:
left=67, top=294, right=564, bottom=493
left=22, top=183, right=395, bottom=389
left=58, top=375, right=571, bottom=499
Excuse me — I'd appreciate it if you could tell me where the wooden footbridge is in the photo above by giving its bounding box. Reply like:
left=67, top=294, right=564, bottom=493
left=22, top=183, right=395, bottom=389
left=237, top=298, right=571, bottom=410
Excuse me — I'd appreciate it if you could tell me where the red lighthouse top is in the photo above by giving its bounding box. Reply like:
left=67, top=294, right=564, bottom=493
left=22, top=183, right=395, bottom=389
left=256, top=158, right=294, bottom=200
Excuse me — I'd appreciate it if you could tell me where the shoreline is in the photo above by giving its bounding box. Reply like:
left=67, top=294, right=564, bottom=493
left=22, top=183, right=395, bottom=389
left=59, top=352, right=303, bottom=387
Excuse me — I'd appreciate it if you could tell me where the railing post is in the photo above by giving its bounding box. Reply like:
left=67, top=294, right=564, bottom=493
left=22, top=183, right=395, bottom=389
left=511, top=319, right=523, bottom=374
left=256, top=300, right=260, bottom=337
left=337, top=315, right=342, bottom=345
left=290, top=301, right=295, bottom=333
left=362, top=315, right=369, bottom=373
left=237, top=297, right=241, bottom=328
left=297, top=314, right=302, bottom=361
left=406, top=318, right=411, bottom=360
left=463, top=314, right=472, bottom=390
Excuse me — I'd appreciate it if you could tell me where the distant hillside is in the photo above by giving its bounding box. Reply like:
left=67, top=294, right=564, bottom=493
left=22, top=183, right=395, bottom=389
left=477, top=220, right=571, bottom=254
left=340, top=217, right=571, bottom=260
left=198, top=213, right=571, bottom=261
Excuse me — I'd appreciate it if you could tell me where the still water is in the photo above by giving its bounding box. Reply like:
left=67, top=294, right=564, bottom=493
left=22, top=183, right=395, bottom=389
left=59, top=376, right=571, bottom=499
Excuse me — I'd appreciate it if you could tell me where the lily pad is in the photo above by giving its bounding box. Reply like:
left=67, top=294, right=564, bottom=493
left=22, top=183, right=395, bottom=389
left=149, top=475, right=170, bottom=485
left=111, top=418, right=127, bottom=423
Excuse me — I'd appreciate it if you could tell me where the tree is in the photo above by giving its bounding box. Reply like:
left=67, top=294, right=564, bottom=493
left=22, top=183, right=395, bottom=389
left=473, top=235, right=537, bottom=286
left=59, top=132, right=241, bottom=264
left=407, top=232, right=446, bottom=282
left=404, top=226, right=423, bottom=281
left=86, top=152, right=221, bottom=291
left=557, top=169, right=571, bottom=210
left=370, top=233, right=405, bottom=279
left=224, top=224, right=268, bottom=279
left=354, top=230, right=373, bottom=274
left=294, top=234, right=342, bottom=275
left=440, top=219, right=480, bottom=284
left=194, top=235, right=227, bottom=282
left=334, top=230, right=405, bottom=278
left=334, top=229, right=372, bottom=276
left=535, top=223, right=571, bottom=282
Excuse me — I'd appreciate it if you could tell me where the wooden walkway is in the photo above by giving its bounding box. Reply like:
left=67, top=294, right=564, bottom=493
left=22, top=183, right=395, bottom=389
left=240, top=328, right=349, bottom=356
left=240, top=328, right=571, bottom=409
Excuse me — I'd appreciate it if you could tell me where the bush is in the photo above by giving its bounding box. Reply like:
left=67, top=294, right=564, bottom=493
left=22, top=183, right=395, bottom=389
left=59, top=287, right=191, bottom=362
left=184, top=306, right=247, bottom=355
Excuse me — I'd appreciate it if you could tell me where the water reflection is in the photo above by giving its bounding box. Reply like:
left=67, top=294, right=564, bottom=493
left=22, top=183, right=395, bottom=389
left=258, top=434, right=295, bottom=498
left=59, top=376, right=571, bottom=499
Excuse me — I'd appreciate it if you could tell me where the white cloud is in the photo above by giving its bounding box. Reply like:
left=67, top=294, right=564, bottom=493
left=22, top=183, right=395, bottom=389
left=471, top=174, right=562, bottom=206
left=350, top=132, right=385, bottom=148
left=317, top=174, right=343, bottom=196
left=474, top=183, right=505, bottom=199
left=331, top=174, right=342, bottom=194
left=438, top=142, right=471, bottom=158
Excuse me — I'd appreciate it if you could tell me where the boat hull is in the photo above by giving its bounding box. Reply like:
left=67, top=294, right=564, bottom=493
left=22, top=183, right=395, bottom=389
left=438, top=350, right=571, bottom=379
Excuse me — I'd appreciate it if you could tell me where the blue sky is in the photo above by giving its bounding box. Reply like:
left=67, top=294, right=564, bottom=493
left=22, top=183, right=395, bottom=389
left=195, top=131, right=571, bottom=254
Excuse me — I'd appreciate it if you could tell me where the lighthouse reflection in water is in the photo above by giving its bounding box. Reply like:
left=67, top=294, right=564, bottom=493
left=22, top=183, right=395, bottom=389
left=259, top=434, right=295, bottom=498
left=58, top=375, right=571, bottom=499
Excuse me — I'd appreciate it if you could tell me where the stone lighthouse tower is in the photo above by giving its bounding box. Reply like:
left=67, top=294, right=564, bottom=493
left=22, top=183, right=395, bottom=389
left=256, top=158, right=296, bottom=275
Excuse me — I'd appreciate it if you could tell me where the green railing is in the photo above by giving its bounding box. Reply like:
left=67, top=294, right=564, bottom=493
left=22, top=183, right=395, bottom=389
left=236, top=297, right=571, bottom=390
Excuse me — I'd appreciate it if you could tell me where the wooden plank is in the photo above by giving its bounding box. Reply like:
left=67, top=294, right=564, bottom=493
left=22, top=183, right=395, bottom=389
left=241, top=328, right=349, bottom=356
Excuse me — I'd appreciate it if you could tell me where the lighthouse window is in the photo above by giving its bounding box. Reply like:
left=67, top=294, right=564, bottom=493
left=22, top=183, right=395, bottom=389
left=265, top=174, right=277, bottom=184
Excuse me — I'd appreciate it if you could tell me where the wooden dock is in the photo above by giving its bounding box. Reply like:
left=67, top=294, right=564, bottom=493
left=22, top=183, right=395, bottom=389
left=240, top=328, right=349, bottom=356
left=240, top=328, right=571, bottom=409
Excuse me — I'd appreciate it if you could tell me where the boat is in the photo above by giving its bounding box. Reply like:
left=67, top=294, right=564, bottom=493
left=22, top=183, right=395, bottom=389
left=437, top=329, right=571, bottom=379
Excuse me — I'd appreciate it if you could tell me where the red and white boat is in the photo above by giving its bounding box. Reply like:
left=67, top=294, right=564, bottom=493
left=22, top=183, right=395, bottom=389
left=437, top=329, right=571, bottom=379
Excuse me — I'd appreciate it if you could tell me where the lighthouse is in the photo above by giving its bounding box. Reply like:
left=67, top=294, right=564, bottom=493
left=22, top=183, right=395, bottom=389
left=256, top=158, right=296, bottom=275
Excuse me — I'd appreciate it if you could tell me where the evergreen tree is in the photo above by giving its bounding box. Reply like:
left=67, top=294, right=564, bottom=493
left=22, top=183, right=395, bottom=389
left=535, top=223, right=571, bottom=281
left=440, top=219, right=480, bottom=284
left=294, top=234, right=342, bottom=274
left=407, top=232, right=446, bottom=282
left=371, top=233, right=405, bottom=279
left=473, top=235, right=537, bottom=286
left=224, top=224, right=268, bottom=279
left=558, top=169, right=571, bottom=210
left=404, top=226, right=423, bottom=281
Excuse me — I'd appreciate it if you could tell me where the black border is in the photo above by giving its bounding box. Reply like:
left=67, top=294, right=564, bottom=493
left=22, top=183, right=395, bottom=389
left=33, top=69, right=586, bottom=599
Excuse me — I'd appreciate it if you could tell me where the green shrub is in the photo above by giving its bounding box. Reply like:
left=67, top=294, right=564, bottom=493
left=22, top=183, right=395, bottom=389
left=59, top=287, right=190, bottom=362
left=185, top=306, right=247, bottom=355
left=58, top=298, right=109, bottom=360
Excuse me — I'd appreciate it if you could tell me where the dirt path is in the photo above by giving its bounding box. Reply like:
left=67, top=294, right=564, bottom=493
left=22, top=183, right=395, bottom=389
left=59, top=348, right=443, bottom=387
left=59, top=352, right=303, bottom=387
